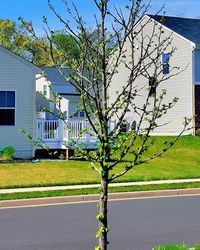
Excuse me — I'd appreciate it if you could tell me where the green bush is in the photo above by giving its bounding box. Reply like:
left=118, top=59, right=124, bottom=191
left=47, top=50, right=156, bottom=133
left=153, top=244, right=189, bottom=250
left=0, top=146, right=15, bottom=161
left=195, top=246, right=200, bottom=250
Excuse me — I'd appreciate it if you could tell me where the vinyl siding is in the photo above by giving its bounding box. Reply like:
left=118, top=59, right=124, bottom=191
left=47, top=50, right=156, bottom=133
left=36, top=75, right=51, bottom=113
left=0, top=48, right=36, bottom=158
left=109, top=16, right=194, bottom=135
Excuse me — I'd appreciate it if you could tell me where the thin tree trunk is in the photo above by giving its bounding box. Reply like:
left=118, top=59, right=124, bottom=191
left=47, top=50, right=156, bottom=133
left=98, top=175, right=109, bottom=250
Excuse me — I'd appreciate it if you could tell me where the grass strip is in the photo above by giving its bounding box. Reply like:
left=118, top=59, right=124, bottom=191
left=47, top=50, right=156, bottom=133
left=1, top=182, right=200, bottom=201
left=153, top=244, right=188, bottom=250
left=153, top=244, right=200, bottom=250
left=0, top=181, right=99, bottom=190
left=1, top=176, right=200, bottom=190
left=153, top=245, right=188, bottom=250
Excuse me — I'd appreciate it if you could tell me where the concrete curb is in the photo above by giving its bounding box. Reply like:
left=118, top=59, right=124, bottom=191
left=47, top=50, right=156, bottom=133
left=1, top=188, right=200, bottom=209
left=1, top=178, right=200, bottom=194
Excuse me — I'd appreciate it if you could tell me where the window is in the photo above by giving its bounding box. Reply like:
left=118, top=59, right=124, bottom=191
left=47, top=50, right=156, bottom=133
left=43, top=85, right=47, bottom=96
left=162, top=53, right=170, bottom=74
left=131, top=120, right=136, bottom=130
left=79, top=111, right=85, bottom=118
left=149, top=77, right=157, bottom=96
left=74, top=110, right=85, bottom=118
left=0, top=91, right=15, bottom=126
left=119, top=120, right=129, bottom=133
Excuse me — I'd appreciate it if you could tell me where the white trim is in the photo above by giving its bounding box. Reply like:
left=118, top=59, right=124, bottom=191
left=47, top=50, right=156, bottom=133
left=0, top=90, right=16, bottom=127
left=145, top=15, right=195, bottom=48
left=192, top=48, right=196, bottom=84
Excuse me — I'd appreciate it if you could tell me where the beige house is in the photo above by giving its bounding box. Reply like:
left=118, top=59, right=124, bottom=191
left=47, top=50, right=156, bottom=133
left=109, top=15, right=200, bottom=135
left=0, top=45, right=40, bottom=159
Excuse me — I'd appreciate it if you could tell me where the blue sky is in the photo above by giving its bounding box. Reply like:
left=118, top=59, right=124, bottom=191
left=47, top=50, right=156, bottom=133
left=0, top=0, right=200, bottom=35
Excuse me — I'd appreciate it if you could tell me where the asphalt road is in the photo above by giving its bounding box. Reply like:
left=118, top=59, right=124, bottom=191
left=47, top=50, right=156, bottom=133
left=1, top=196, right=200, bottom=250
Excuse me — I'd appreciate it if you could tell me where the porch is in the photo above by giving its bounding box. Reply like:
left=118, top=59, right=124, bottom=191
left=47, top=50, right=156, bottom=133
left=36, top=119, right=98, bottom=149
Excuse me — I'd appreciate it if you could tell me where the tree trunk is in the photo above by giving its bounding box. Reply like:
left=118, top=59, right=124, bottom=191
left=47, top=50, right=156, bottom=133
left=98, top=175, right=109, bottom=250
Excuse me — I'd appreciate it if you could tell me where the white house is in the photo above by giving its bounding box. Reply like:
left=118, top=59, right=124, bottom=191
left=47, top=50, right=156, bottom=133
left=0, top=45, right=40, bottom=159
left=35, top=67, right=97, bottom=151
left=109, top=14, right=200, bottom=135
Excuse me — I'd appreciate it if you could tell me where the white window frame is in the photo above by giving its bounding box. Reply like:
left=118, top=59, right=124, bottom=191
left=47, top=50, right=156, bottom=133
left=0, top=90, right=16, bottom=127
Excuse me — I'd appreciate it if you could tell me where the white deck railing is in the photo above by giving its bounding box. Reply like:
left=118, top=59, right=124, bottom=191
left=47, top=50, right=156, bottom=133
left=37, top=120, right=61, bottom=141
left=37, top=119, right=96, bottom=142
left=67, top=120, right=97, bottom=140
left=37, top=119, right=116, bottom=149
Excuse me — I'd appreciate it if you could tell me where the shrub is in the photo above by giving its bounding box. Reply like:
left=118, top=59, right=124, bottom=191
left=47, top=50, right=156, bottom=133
left=195, top=128, right=200, bottom=136
left=0, top=146, right=16, bottom=161
left=153, top=244, right=189, bottom=250
left=195, top=246, right=200, bottom=250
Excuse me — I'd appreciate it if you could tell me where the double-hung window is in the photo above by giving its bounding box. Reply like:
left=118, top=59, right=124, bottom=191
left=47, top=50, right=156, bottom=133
left=0, top=91, right=15, bottom=126
left=162, top=53, right=170, bottom=74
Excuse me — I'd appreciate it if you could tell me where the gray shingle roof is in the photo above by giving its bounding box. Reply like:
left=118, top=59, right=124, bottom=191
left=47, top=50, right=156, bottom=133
left=148, top=15, right=200, bottom=45
left=41, top=66, right=71, bottom=84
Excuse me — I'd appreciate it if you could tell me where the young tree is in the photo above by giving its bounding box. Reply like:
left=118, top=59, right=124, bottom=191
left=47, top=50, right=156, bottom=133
left=24, top=0, right=193, bottom=249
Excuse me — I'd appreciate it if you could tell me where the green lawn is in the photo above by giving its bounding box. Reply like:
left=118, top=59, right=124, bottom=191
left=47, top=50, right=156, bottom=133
left=1, top=135, right=200, bottom=189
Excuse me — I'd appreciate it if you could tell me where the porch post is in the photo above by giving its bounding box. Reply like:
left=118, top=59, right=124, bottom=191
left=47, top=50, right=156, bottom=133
left=66, top=99, right=70, bottom=142
left=66, top=99, right=70, bottom=160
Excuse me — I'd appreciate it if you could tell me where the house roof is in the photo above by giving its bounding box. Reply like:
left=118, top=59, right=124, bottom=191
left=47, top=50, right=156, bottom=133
left=41, top=66, right=71, bottom=84
left=148, top=15, right=200, bottom=45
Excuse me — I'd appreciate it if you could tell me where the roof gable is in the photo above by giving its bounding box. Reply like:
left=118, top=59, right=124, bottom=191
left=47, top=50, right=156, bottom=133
left=0, top=45, right=40, bottom=73
left=148, top=14, right=200, bottom=45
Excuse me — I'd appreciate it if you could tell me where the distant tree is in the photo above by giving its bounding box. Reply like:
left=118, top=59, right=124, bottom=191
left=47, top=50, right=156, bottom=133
left=51, top=32, right=81, bottom=66
left=0, top=17, right=116, bottom=68
left=18, top=17, right=61, bottom=66
left=0, top=17, right=62, bottom=66
left=0, top=18, right=29, bottom=55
